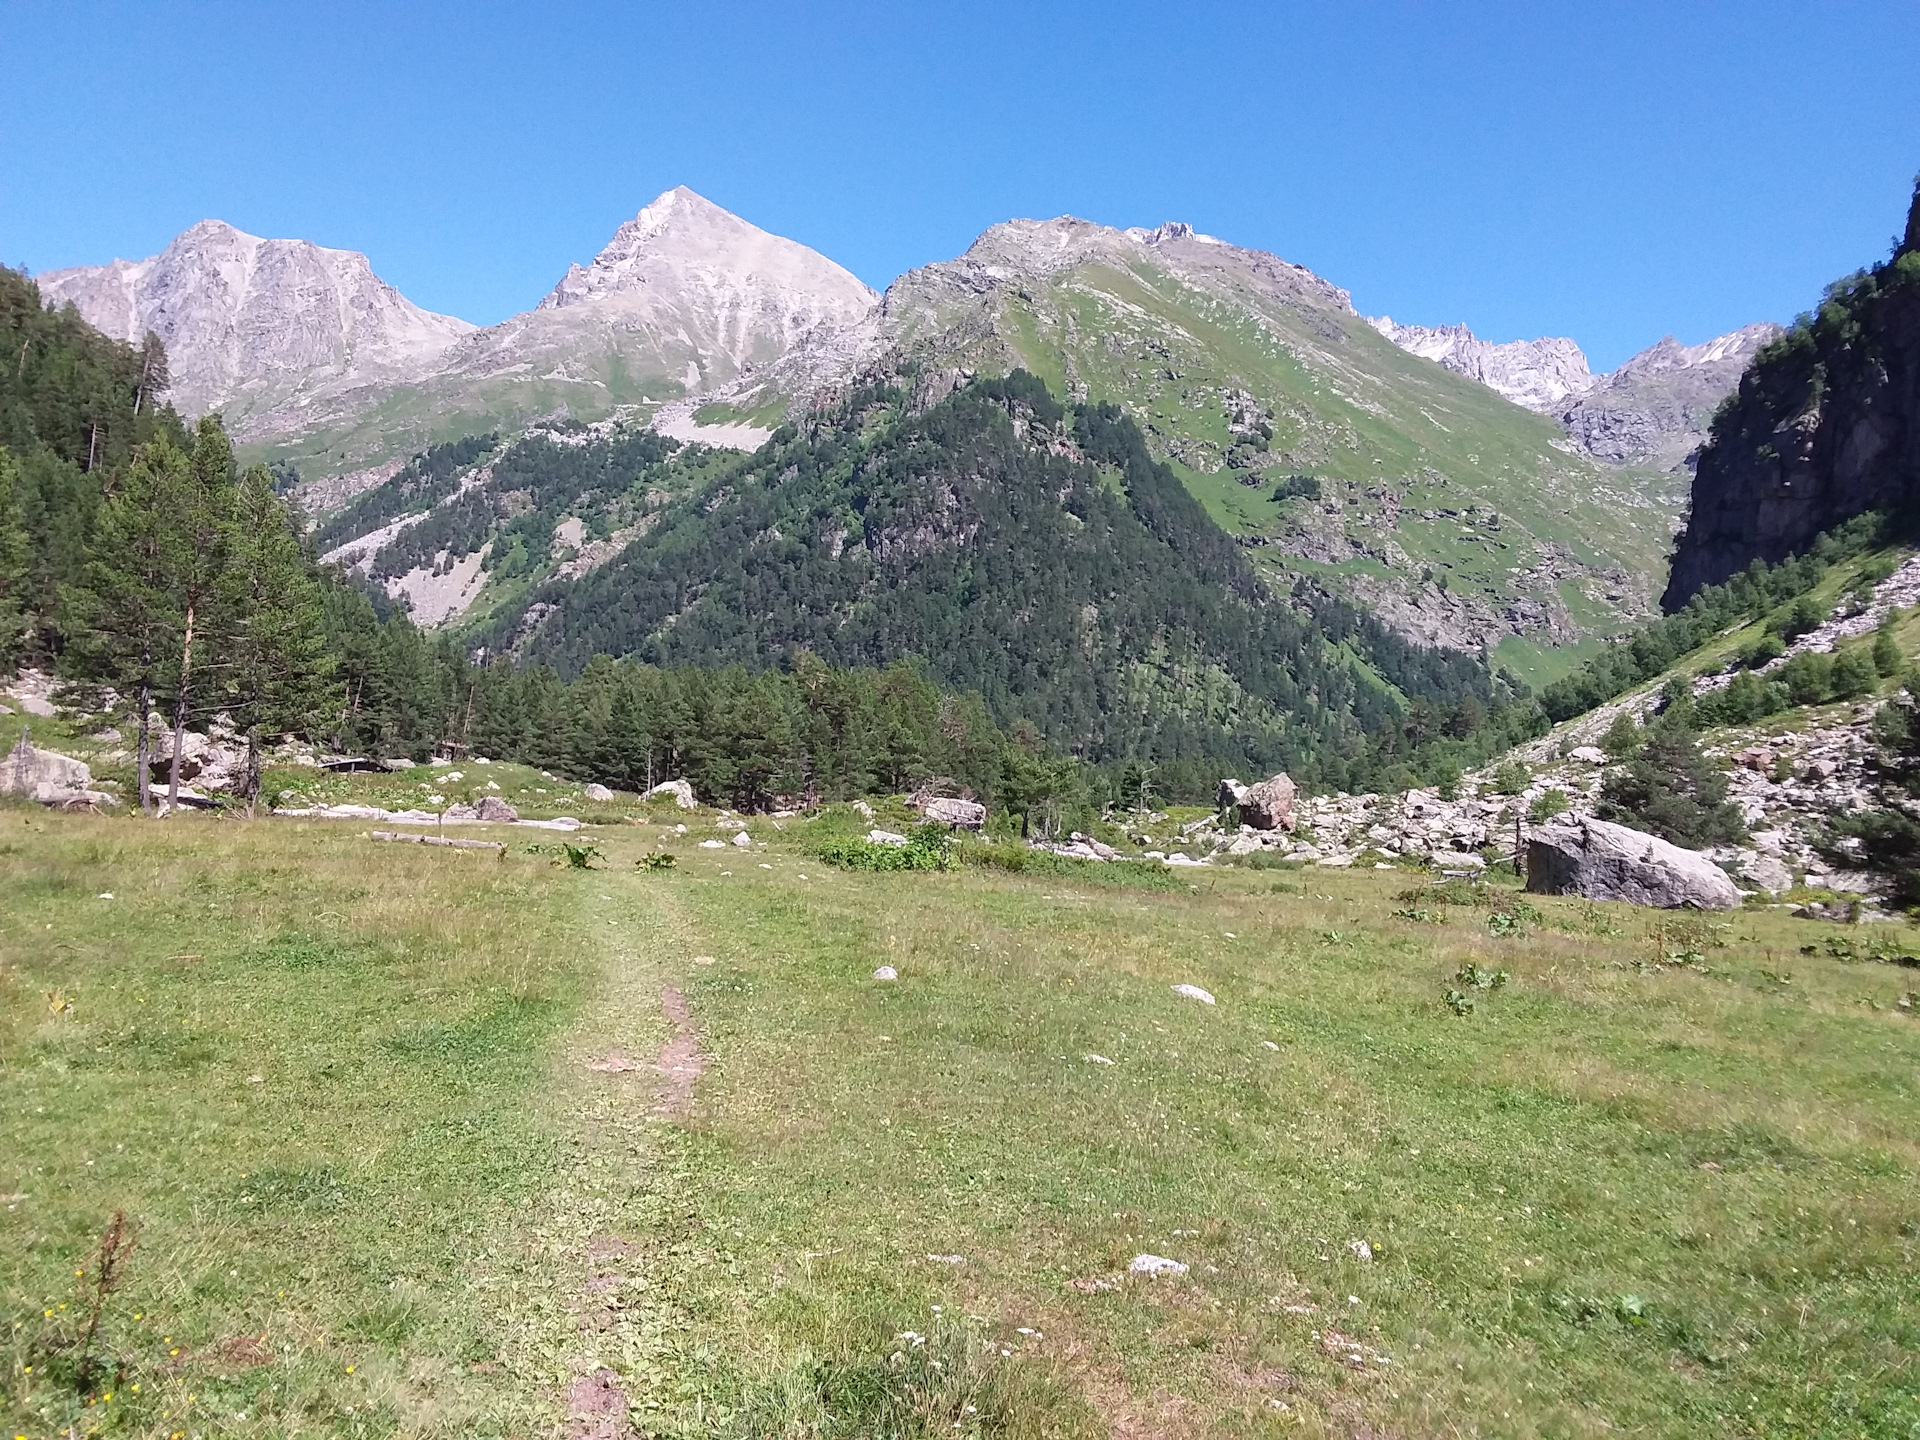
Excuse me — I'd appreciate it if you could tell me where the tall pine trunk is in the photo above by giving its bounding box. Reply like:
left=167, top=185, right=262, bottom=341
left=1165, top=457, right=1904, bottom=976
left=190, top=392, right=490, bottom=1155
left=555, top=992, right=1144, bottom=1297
left=134, top=675, right=153, bottom=817
left=165, top=602, right=195, bottom=814
left=243, top=725, right=262, bottom=817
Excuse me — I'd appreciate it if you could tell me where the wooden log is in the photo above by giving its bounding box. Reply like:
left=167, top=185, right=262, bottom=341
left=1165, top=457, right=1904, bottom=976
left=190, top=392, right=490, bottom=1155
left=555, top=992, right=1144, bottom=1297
left=370, top=830, right=504, bottom=852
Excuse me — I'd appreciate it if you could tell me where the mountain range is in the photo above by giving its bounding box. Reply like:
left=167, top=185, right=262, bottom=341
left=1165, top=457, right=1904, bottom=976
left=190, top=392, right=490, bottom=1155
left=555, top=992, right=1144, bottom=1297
left=35, top=189, right=1779, bottom=677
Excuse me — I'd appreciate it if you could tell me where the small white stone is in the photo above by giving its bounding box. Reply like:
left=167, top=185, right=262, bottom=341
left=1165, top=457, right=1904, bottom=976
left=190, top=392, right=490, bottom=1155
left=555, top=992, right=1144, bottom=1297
left=1129, top=1254, right=1189, bottom=1277
left=873, top=965, right=898, bottom=981
left=1084, top=1053, right=1115, bottom=1065
left=1172, top=983, right=1216, bottom=1005
left=1262, top=1040, right=1280, bottom=1051
left=96, top=893, right=114, bottom=900
left=730, top=831, right=753, bottom=847
left=699, top=839, right=727, bottom=849
left=1348, top=1239, right=1373, bottom=1261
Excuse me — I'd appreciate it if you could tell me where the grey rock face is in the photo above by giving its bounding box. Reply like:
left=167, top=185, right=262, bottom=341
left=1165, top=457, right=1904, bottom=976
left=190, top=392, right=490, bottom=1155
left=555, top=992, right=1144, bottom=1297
left=1555, top=324, right=1781, bottom=472
left=1666, top=188, right=1920, bottom=605
left=37, top=220, right=473, bottom=432
left=582, top=783, right=615, bottom=802
left=1526, top=816, right=1741, bottom=910
left=645, top=779, right=698, bottom=809
left=1367, top=318, right=1595, bottom=410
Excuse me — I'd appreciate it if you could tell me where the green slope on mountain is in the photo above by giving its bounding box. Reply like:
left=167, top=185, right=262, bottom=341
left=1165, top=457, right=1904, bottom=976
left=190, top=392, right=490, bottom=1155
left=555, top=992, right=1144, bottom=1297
left=470, top=373, right=1539, bottom=792
left=834, top=220, right=1682, bottom=676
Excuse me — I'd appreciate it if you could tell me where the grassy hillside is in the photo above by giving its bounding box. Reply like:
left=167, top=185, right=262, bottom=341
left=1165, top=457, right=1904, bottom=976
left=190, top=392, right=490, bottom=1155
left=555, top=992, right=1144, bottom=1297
left=863, top=233, right=1682, bottom=671
left=2, top=805, right=1914, bottom=1438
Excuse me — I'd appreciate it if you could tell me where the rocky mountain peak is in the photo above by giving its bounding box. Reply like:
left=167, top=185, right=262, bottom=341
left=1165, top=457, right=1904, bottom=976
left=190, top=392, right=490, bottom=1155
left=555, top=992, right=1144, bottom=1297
left=36, top=221, right=474, bottom=427
left=1368, top=317, right=1596, bottom=410
left=536, top=186, right=875, bottom=315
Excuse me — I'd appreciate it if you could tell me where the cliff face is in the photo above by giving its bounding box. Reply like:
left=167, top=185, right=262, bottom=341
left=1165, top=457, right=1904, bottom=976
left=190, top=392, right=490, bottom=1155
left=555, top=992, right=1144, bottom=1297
left=1663, top=185, right=1920, bottom=608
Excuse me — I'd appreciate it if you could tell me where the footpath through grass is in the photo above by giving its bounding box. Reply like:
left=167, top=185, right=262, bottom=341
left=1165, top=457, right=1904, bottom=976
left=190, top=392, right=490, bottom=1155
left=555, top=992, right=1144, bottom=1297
left=2, top=809, right=1916, bottom=1438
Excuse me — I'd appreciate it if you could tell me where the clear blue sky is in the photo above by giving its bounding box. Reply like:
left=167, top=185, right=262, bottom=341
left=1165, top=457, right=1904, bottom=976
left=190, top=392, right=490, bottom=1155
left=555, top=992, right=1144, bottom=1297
left=4, top=0, right=1917, bottom=370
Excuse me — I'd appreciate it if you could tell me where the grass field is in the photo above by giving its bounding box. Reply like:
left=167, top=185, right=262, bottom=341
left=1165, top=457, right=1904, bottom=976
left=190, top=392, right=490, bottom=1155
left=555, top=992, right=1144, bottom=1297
left=2, top=803, right=1917, bottom=1439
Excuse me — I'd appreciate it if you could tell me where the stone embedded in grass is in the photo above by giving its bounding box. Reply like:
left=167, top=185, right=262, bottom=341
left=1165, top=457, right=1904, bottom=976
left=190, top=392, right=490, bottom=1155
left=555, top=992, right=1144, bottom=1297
left=1348, top=1239, right=1373, bottom=1260
left=692, top=956, right=717, bottom=966
left=1083, top=1053, right=1115, bottom=1065
left=583, top=783, right=615, bottom=802
left=926, top=1253, right=966, bottom=1265
left=730, top=832, right=753, bottom=848
left=1262, top=1040, right=1280, bottom=1051
left=873, top=965, right=898, bottom=981
left=1128, top=1254, right=1189, bottom=1277
left=1172, top=983, right=1216, bottom=1005
left=699, top=839, right=726, bottom=849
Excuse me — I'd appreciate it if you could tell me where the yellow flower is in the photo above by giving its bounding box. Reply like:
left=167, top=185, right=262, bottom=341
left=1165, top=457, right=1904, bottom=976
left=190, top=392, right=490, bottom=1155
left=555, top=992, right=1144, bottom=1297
left=345, top=1364, right=355, bottom=1374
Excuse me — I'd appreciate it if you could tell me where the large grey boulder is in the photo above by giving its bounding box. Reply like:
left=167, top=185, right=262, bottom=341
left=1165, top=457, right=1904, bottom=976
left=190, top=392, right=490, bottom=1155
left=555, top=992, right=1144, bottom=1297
left=645, top=778, right=697, bottom=809
left=1216, top=778, right=1250, bottom=809
left=915, top=796, right=986, bottom=830
left=3, top=732, right=92, bottom=797
left=1527, top=816, right=1741, bottom=910
left=1237, top=773, right=1297, bottom=832
left=582, top=783, right=616, bottom=802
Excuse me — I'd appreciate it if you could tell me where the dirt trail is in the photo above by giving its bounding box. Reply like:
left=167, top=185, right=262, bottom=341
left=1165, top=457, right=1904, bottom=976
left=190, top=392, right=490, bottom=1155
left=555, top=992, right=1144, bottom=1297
left=652, top=987, right=704, bottom=1117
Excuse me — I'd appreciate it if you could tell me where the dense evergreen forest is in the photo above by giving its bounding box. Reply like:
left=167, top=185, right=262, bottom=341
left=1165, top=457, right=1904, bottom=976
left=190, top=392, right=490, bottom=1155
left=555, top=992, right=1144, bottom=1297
left=485, top=371, right=1541, bottom=795
left=3, top=266, right=1555, bottom=812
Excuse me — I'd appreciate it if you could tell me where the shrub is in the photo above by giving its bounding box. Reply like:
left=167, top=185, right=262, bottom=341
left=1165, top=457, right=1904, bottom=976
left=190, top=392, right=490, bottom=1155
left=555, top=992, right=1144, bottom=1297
left=1697, top=670, right=1790, bottom=726
left=814, top=825, right=954, bottom=872
left=1831, top=646, right=1881, bottom=700
left=1740, top=632, right=1786, bottom=669
left=1874, top=617, right=1905, bottom=677
left=1779, top=651, right=1835, bottom=706
left=1487, top=760, right=1530, bottom=795
left=1600, top=711, right=1643, bottom=761
left=1529, top=788, right=1572, bottom=823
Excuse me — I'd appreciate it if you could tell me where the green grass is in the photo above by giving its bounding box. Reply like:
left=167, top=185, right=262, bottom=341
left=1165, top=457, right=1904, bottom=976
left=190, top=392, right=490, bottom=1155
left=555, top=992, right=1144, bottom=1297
left=3, top=811, right=1917, bottom=1437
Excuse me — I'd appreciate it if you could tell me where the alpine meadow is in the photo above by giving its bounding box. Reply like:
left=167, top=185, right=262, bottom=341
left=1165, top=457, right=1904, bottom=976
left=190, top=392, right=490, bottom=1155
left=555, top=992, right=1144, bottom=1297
left=4, top=28, right=1920, bottom=1438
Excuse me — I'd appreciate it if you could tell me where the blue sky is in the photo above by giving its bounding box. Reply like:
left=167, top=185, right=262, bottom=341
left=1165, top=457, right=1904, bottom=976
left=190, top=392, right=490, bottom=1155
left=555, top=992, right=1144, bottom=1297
left=4, top=0, right=1917, bottom=370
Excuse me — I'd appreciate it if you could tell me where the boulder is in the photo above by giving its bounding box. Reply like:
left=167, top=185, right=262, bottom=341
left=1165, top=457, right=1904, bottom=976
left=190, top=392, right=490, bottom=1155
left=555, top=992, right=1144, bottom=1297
left=913, top=795, right=986, bottom=830
left=1216, top=778, right=1250, bottom=809
left=1744, top=853, right=1794, bottom=895
left=1566, top=745, right=1609, bottom=765
left=1237, top=773, right=1297, bottom=831
left=1526, top=816, right=1741, bottom=910
left=2, top=732, right=93, bottom=800
left=867, top=829, right=909, bottom=846
left=582, top=783, right=616, bottom=803
left=1428, top=849, right=1487, bottom=872
left=645, top=779, right=697, bottom=809
left=150, top=730, right=248, bottom=792
left=476, top=796, right=519, bottom=822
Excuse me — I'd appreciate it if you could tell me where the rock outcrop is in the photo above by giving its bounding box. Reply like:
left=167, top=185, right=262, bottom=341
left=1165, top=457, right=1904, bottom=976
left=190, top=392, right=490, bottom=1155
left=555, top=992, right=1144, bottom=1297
left=911, top=795, right=987, bottom=830
left=1664, top=182, right=1920, bottom=605
left=1526, top=816, right=1741, bottom=910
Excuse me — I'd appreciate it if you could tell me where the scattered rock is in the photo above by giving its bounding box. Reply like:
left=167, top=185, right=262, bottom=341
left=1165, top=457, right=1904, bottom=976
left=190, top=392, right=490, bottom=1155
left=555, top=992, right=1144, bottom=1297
left=1172, top=983, right=1216, bottom=1005
left=1428, top=849, right=1487, bottom=872
left=1083, top=1052, right=1115, bottom=1065
left=851, top=799, right=875, bottom=819
left=729, top=831, right=753, bottom=848
left=645, top=778, right=697, bottom=809
left=1128, top=1254, right=1189, bottom=1277
left=1566, top=746, right=1609, bottom=764
left=1217, top=778, right=1250, bottom=808
left=698, top=839, right=726, bottom=849
left=867, top=829, right=909, bottom=846
left=1348, top=1239, right=1373, bottom=1261
left=873, top=965, right=898, bottom=981
left=1526, top=816, right=1742, bottom=910
left=582, top=782, right=615, bottom=803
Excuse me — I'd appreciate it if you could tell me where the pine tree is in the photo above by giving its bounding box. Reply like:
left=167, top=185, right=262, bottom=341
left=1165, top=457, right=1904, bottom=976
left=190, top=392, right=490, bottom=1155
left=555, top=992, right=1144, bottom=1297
left=222, top=465, right=335, bottom=812
left=0, top=446, right=29, bottom=667
left=160, top=417, right=238, bottom=813
left=69, top=435, right=189, bottom=813
left=1598, top=715, right=1744, bottom=848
